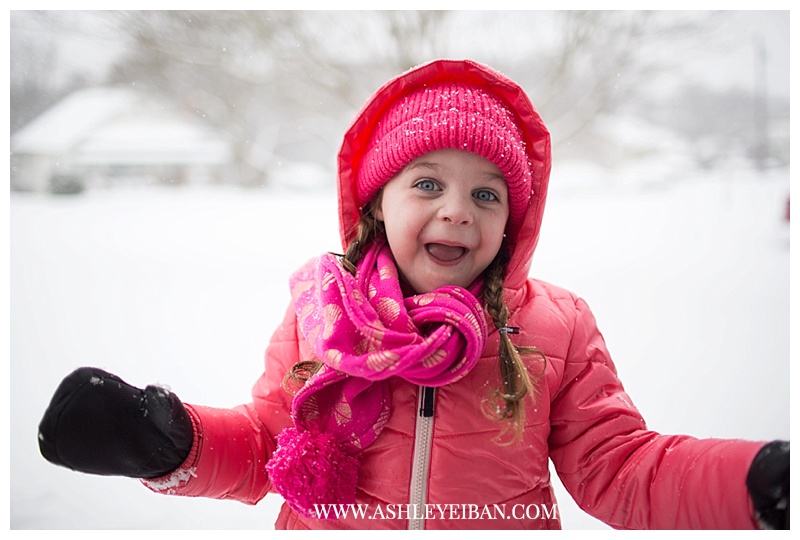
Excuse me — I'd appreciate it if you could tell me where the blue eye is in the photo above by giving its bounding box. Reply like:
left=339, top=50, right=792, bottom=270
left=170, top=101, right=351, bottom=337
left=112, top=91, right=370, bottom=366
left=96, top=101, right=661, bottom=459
left=474, top=190, right=498, bottom=202
left=415, top=179, right=438, bottom=191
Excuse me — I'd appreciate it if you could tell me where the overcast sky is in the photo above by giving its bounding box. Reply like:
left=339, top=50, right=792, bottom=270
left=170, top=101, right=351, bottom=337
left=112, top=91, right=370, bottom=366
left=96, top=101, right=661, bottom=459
left=698, top=10, right=789, bottom=97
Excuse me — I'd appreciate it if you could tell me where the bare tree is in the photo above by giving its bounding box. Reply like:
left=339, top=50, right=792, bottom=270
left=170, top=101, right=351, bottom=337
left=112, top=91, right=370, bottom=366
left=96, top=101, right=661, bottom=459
left=496, top=11, right=718, bottom=146
left=10, top=11, right=113, bottom=131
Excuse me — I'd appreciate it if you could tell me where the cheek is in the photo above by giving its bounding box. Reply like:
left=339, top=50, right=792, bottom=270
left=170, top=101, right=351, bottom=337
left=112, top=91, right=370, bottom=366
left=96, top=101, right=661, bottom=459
left=384, top=219, right=417, bottom=258
left=486, top=214, right=509, bottom=251
left=382, top=199, right=422, bottom=240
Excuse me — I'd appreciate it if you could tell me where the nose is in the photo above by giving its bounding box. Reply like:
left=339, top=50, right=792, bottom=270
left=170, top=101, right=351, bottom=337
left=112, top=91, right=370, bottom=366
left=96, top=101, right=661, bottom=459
left=438, top=193, right=473, bottom=225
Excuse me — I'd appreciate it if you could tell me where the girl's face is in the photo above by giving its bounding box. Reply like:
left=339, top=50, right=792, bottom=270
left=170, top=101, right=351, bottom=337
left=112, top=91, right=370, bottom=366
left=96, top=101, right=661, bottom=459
left=375, top=149, right=509, bottom=294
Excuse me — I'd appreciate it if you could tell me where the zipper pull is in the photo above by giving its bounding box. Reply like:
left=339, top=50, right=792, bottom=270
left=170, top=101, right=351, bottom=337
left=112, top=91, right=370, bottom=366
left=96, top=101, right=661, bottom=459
left=419, top=386, right=435, bottom=417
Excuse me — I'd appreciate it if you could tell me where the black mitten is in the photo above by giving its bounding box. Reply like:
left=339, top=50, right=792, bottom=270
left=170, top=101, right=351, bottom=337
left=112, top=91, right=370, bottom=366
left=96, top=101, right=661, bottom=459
left=746, top=440, right=790, bottom=529
left=38, top=366, right=193, bottom=479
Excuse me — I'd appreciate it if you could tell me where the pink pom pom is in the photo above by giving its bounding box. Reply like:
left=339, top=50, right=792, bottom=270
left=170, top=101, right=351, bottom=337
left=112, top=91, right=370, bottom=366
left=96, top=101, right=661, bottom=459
left=266, top=427, right=359, bottom=518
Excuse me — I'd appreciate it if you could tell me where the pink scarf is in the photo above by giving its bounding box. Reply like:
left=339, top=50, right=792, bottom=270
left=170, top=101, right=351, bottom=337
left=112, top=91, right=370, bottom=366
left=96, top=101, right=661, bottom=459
left=266, top=239, right=487, bottom=518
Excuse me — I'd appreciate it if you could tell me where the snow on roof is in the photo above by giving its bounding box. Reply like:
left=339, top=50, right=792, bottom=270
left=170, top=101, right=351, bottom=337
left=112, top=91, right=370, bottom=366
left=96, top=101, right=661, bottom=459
left=11, top=87, right=141, bottom=155
left=11, top=86, right=231, bottom=165
left=75, top=117, right=231, bottom=165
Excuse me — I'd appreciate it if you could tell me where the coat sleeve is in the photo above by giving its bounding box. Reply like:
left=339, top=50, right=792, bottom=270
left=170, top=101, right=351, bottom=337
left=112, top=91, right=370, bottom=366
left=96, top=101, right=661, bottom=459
left=141, top=303, right=298, bottom=504
left=547, top=296, right=764, bottom=529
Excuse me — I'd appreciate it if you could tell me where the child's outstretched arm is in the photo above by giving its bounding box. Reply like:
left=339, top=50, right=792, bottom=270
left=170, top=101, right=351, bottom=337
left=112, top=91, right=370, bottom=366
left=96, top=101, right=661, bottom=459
left=548, top=296, right=775, bottom=530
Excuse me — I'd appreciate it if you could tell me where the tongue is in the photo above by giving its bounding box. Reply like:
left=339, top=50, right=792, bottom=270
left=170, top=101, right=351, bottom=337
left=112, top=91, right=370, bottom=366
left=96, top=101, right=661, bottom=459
left=427, top=243, right=466, bottom=262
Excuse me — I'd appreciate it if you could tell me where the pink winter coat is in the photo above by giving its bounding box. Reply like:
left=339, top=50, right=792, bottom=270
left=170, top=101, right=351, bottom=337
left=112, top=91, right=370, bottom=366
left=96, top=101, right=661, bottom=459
left=144, top=60, right=764, bottom=529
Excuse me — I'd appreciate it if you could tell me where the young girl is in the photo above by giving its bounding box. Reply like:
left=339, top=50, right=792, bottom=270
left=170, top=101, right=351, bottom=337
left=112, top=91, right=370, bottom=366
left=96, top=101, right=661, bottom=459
left=38, top=59, right=788, bottom=530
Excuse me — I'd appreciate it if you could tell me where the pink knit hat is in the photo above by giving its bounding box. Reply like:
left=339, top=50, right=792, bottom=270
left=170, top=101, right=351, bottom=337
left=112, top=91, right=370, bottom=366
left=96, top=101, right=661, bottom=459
left=357, top=81, right=533, bottom=235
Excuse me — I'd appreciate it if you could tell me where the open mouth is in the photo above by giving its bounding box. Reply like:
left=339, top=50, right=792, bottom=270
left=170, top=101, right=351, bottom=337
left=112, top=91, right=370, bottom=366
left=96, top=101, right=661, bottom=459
left=425, top=243, right=468, bottom=262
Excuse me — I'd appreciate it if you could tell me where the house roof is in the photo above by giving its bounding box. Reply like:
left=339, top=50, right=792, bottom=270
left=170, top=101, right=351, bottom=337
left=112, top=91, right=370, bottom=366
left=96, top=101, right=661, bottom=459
left=11, top=86, right=231, bottom=165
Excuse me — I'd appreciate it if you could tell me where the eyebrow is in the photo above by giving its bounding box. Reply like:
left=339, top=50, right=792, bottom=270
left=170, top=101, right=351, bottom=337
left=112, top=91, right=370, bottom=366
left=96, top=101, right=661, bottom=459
left=482, top=171, right=508, bottom=186
left=404, top=160, right=507, bottom=185
left=404, top=160, right=442, bottom=173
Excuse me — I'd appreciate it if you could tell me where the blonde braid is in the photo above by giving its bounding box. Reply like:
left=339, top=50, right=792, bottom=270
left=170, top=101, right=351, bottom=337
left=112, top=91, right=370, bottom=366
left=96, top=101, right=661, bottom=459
left=482, top=246, right=546, bottom=442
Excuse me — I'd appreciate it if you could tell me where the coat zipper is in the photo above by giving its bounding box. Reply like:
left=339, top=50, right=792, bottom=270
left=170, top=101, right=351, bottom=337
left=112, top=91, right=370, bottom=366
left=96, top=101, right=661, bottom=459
left=408, top=386, right=435, bottom=530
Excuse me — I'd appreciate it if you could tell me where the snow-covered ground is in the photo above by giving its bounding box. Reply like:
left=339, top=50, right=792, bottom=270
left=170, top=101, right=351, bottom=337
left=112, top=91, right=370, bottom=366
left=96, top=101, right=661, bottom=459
left=9, top=162, right=790, bottom=530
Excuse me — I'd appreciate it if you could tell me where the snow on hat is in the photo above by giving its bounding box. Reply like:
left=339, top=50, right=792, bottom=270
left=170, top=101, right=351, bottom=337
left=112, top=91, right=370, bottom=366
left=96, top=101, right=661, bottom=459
left=357, top=81, right=533, bottom=235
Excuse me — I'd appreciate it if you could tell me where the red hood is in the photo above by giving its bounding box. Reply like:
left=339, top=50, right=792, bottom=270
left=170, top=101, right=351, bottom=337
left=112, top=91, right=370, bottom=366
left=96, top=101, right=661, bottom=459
left=336, top=59, right=551, bottom=291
